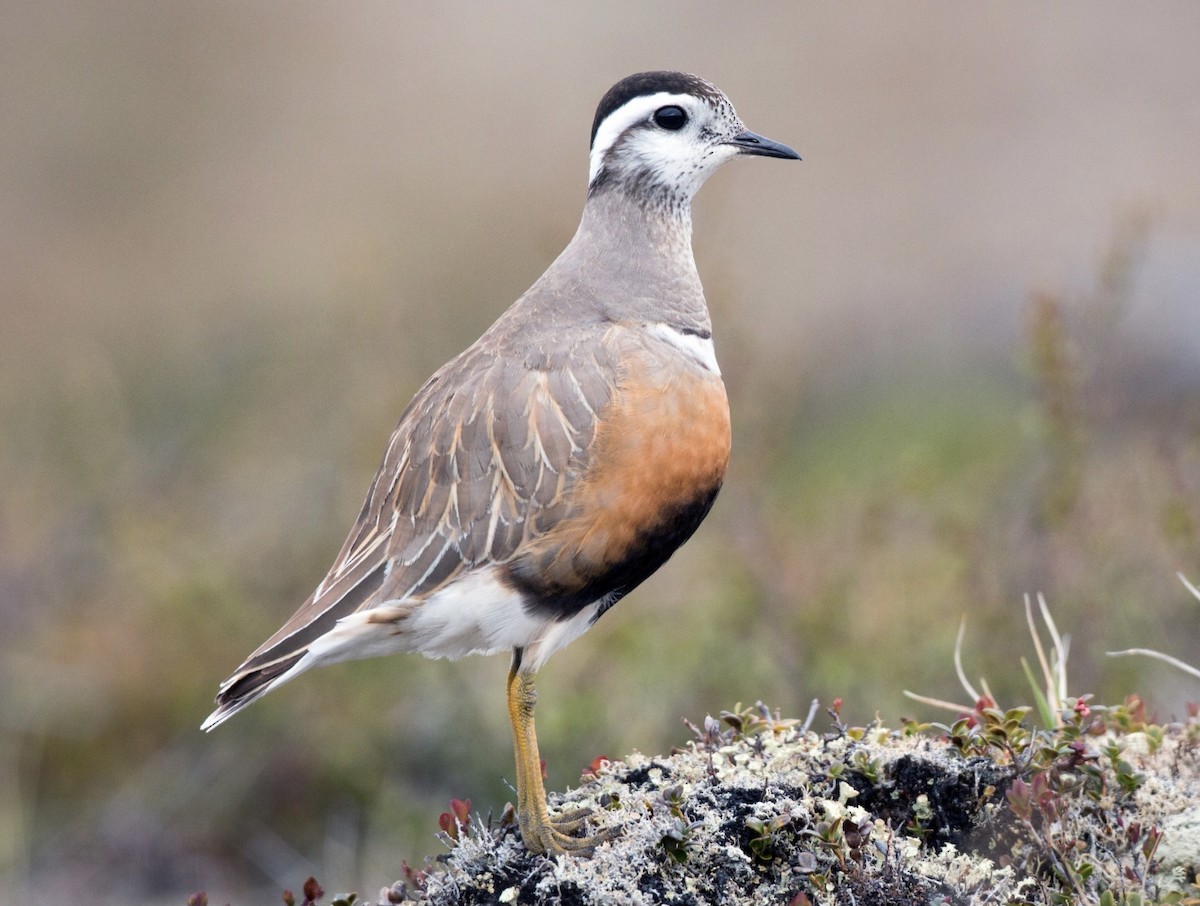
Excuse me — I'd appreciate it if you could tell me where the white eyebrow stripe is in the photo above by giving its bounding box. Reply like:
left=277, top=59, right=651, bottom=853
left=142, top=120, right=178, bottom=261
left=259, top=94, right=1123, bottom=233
left=647, top=322, right=720, bottom=375
left=588, top=92, right=693, bottom=185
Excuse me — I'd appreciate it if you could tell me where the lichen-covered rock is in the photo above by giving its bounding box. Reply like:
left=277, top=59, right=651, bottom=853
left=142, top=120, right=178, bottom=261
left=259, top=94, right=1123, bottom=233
left=393, top=705, right=1199, bottom=906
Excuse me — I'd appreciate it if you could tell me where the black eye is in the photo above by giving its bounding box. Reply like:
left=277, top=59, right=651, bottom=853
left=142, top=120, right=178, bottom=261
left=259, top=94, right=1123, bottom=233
left=653, top=105, right=688, bottom=131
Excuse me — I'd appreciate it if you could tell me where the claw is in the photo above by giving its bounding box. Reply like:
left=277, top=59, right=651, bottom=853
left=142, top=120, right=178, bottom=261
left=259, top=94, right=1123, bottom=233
left=548, top=807, right=592, bottom=833
left=520, top=808, right=618, bottom=855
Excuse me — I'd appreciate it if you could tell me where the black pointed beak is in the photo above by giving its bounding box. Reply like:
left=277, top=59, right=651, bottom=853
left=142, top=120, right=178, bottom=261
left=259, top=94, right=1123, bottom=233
left=726, top=130, right=801, bottom=160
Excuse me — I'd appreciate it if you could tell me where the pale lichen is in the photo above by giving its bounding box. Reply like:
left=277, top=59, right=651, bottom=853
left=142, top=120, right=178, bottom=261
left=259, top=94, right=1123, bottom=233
left=395, top=703, right=1199, bottom=906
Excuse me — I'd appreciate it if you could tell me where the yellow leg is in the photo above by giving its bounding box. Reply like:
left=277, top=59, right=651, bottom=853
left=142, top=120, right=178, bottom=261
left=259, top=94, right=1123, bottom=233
left=506, top=654, right=615, bottom=855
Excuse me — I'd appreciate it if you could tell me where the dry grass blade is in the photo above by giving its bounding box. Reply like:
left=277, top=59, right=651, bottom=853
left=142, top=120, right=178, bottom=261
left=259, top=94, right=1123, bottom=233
left=901, top=689, right=973, bottom=714
left=1106, top=647, right=1200, bottom=681
left=1035, top=593, right=1069, bottom=705
left=1179, top=571, right=1200, bottom=603
left=1105, top=573, right=1200, bottom=682
left=1024, top=592, right=1070, bottom=718
left=952, top=615, right=981, bottom=704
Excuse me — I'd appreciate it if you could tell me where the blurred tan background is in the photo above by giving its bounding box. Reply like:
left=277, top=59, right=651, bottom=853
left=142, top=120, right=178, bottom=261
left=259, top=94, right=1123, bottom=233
left=2, top=2, right=1198, bottom=903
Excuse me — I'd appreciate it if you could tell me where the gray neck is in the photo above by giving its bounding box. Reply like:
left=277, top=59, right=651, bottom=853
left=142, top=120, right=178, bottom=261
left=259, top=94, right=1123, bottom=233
left=522, top=185, right=712, bottom=336
left=576, top=184, right=696, bottom=270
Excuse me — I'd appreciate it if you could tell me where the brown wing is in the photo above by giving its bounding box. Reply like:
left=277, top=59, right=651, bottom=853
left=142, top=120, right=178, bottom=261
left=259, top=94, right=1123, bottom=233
left=215, top=337, right=614, bottom=689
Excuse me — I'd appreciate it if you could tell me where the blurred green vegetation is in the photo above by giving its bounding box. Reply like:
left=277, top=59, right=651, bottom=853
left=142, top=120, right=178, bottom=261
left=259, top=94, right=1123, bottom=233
left=1, top=5, right=1199, bottom=905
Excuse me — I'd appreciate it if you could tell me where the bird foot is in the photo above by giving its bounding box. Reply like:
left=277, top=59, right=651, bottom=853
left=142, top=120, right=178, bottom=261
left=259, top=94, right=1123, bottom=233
left=519, top=806, right=619, bottom=856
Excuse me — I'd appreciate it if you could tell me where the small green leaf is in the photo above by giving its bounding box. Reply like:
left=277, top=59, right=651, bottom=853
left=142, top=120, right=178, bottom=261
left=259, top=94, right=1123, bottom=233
left=1020, top=657, right=1055, bottom=729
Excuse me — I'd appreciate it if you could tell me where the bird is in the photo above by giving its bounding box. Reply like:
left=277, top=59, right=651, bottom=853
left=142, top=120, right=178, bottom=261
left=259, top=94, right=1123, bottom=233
left=203, top=70, right=799, bottom=856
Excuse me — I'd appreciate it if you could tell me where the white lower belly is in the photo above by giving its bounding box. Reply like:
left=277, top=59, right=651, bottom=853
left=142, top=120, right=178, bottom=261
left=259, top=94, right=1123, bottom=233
left=285, top=565, right=603, bottom=690
left=402, top=566, right=601, bottom=670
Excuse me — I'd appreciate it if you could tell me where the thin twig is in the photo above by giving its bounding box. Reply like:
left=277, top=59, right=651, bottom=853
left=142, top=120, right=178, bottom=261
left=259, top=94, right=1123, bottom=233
left=801, top=698, right=821, bottom=733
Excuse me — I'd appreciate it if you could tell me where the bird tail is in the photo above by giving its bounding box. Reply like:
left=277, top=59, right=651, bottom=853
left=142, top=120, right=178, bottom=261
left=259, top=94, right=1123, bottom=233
left=200, top=651, right=307, bottom=731
left=201, top=550, right=398, bottom=732
left=200, top=599, right=420, bottom=731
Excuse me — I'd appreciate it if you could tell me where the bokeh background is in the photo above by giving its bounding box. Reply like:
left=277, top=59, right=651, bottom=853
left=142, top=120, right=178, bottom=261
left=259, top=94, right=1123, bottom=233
left=2, top=3, right=1198, bottom=903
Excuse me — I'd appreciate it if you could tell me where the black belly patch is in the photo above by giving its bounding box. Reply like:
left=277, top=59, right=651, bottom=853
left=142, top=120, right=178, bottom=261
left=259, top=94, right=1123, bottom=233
left=505, top=485, right=722, bottom=622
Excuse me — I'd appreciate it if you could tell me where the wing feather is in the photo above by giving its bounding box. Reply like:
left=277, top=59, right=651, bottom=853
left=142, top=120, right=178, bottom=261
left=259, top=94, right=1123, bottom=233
left=213, top=337, right=612, bottom=702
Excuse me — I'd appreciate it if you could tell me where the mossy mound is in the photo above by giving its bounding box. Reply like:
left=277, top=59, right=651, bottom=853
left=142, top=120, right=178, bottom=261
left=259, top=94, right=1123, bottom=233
left=394, top=703, right=1199, bottom=906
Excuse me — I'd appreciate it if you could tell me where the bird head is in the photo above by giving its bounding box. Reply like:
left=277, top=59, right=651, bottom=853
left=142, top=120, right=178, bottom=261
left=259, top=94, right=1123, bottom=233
left=586, top=71, right=800, bottom=212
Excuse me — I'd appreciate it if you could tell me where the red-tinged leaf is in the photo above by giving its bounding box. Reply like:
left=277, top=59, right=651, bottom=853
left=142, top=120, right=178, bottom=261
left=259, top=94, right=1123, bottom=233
left=187, top=893, right=208, bottom=906
left=450, top=798, right=472, bottom=825
left=438, top=811, right=459, bottom=841
left=970, top=695, right=997, bottom=720
left=1142, top=826, right=1163, bottom=860
left=302, top=876, right=323, bottom=904
left=1006, top=778, right=1032, bottom=821
left=283, top=891, right=295, bottom=906
left=583, top=755, right=609, bottom=778
left=401, top=860, right=426, bottom=887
